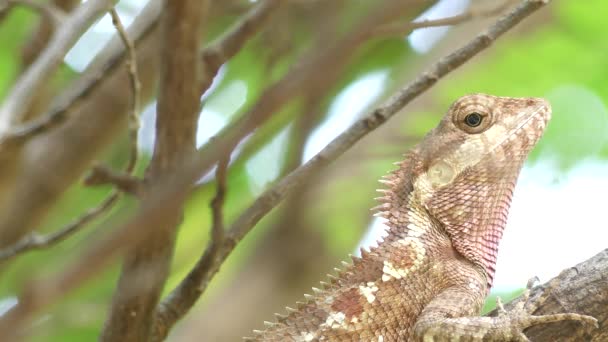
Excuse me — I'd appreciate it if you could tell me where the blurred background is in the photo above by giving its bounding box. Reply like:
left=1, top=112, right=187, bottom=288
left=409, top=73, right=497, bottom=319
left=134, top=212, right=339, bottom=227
left=0, top=0, right=607, bottom=340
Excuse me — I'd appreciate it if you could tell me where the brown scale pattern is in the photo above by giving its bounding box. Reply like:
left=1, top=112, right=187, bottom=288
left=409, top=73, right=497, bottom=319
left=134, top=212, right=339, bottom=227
left=246, top=94, right=594, bottom=342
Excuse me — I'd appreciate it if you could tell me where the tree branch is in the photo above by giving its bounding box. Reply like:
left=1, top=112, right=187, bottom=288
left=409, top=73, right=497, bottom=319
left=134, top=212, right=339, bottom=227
left=100, top=0, right=209, bottom=340
left=370, top=0, right=515, bottom=39
left=0, top=5, right=143, bottom=263
left=0, top=0, right=110, bottom=131
left=489, top=249, right=608, bottom=340
left=152, top=155, right=230, bottom=341
left=0, top=192, right=119, bottom=262
left=0, top=0, right=160, bottom=256
left=200, top=0, right=282, bottom=94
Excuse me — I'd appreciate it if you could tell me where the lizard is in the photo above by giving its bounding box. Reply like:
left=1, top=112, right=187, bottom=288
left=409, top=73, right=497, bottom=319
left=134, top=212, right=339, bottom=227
left=246, top=93, right=598, bottom=341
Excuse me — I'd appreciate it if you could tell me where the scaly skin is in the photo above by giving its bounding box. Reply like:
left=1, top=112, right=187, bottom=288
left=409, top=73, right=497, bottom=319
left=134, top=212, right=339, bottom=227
left=248, top=94, right=597, bottom=341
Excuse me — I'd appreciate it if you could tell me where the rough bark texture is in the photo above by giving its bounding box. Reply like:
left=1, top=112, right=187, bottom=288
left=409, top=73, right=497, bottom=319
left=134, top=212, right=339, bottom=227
left=504, top=249, right=608, bottom=341
left=100, top=1, right=207, bottom=341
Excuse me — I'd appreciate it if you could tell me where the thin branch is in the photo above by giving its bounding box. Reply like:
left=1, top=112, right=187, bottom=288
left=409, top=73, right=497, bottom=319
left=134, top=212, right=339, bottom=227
left=0, top=5, right=142, bottom=262
left=0, top=192, right=119, bottom=262
left=170, top=0, right=552, bottom=309
left=0, top=0, right=160, bottom=145
left=83, top=165, right=142, bottom=196
left=200, top=0, right=282, bottom=94
left=0, top=0, right=109, bottom=132
left=83, top=6, right=142, bottom=191
left=370, top=0, right=515, bottom=39
left=0, top=185, right=187, bottom=340
left=109, top=7, right=141, bottom=173
left=0, top=0, right=161, bottom=262
left=0, top=0, right=273, bottom=144
left=153, top=155, right=230, bottom=340
left=211, top=156, right=229, bottom=244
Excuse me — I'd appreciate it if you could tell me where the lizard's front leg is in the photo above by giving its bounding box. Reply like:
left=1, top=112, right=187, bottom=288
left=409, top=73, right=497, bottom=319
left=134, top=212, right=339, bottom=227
left=413, top=279, right=597, bottom=341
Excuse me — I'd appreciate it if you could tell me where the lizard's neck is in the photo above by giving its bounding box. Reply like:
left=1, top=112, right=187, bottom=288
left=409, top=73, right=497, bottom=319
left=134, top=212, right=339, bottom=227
left=376, top=153, right=518, bottom=289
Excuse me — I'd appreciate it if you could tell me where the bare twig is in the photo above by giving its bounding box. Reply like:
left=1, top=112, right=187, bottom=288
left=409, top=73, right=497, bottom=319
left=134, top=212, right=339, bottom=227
left=0, top=0, right=109, bottom=132
left=0, top=0, right=161, bottom=260
left=0, top=185, right=186, bottom=340
left=0, top=192, right=119, bottom=262
left=200, top=0, right=282, bottom=94
left=0, top=5, right=142, bottom=262
left=211, top=156, right=229, bottom=244
left=109, top=7, right=141, bottom=173
left=82, top=6, right=142, bottom=191
left=1, top=0, right=160, bottom=145
left=370, top=0, right=515, bottom=39
left=0, top=192, right=120, bottom=262
left=153, top=155, right=230, bottom=340
left=84, top=165, right=141, bottom=195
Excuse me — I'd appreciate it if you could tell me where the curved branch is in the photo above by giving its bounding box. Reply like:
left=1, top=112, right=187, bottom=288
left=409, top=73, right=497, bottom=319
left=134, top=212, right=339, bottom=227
left=0, top=0, right=108, bottom=131
left=489, top=249, right=608, bottom=340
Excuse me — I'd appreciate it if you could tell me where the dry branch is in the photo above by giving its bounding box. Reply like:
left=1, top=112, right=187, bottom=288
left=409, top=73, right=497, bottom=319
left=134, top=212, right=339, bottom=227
left=0, top=5, right=143, bottom=262
left=0, top=0, right=109, bottom=131
left=100, top=1, right=208, bottom=340
left=370, top=0, right=514, bottom=38
left=0, top=0, right=161, bottom=258
left=491, top=249, right=608, bottom=340
left=200, top=0, right=282, bottom=95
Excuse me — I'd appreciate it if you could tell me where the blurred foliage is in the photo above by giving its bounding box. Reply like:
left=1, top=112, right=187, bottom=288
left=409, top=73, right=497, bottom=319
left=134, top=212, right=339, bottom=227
left=0, top=0, right=607, bottom=340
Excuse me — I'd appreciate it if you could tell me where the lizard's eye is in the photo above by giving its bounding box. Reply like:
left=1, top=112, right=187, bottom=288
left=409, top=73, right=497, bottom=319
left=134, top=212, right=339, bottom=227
left=464, top=112, right=482, bottom=127
left=454, top=107, right=491, bottom=134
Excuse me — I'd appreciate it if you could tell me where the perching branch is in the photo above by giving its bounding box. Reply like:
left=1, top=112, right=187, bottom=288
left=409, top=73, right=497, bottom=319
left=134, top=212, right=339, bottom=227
left=489, top=249, right=608, bottom=340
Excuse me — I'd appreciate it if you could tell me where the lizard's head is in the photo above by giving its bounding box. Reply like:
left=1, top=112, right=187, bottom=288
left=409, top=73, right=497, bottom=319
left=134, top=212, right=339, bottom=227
left=413, top=93, right=551, bottom=286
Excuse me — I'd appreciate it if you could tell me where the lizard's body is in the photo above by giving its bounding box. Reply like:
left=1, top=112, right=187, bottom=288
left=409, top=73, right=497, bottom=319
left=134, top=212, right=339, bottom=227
left=249, top=94, right=596, bottom=341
